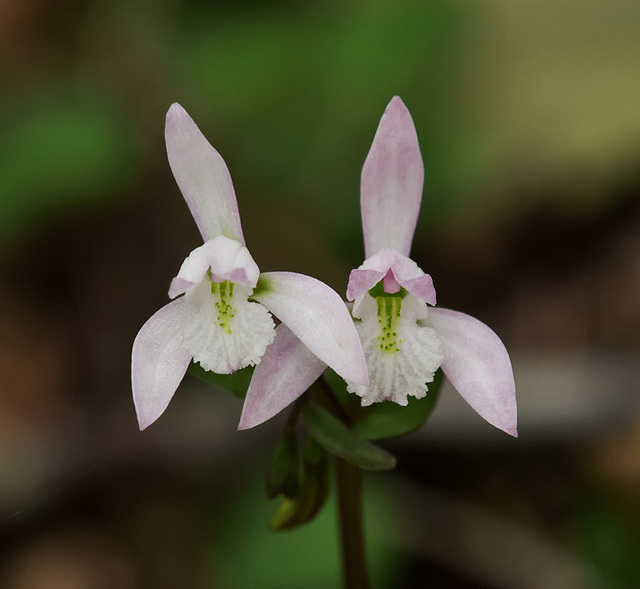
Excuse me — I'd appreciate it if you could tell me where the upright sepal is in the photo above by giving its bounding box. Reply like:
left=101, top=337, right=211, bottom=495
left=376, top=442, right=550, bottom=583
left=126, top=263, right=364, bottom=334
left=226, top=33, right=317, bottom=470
left=165, top=103, right=245, bottom=243
left=361, top=96, right=424, bottom=258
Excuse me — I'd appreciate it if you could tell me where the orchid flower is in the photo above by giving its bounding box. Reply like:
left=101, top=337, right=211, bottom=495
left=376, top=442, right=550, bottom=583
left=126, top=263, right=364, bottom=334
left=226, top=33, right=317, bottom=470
left=240, top=97, right=516, bottom=437
left=346, top=96, right=517, bottom=436
left=132, top=104, right=368, bottom=430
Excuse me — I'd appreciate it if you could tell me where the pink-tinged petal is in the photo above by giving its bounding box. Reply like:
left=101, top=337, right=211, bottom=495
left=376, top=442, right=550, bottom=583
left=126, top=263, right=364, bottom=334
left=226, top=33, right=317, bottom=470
left=252, top=272, right=369, bottom=386
left=391, top=255, right=437, bottom=305
left=425, top=308, right=517, bottom=436
left=132, top=299, right=192, bottom=430
left=347, top=268, right=387, bottom=301
left=361, top=96, right=424, bottom=258
left=347, top=248, right=436, bottom=305
left=168, top=236, right=259, bottom=298
left=239, top=324, right=326, bottom=430
left=165, top=103, right=244, bottom=244
left=347, top=248, right=395, bottom=300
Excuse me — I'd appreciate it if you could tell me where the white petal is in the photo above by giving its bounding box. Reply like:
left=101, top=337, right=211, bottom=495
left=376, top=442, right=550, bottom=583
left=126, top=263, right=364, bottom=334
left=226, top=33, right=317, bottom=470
left=252, top=272, right=369, bottom=385
left=182, top=279, right=275, bottom=374
left=239, top=324, right=326, bottom=430
left=169, top=236, right=259, bottom=298
left=347, top=294, right=443, bottom=405
left=132, top=299, right=192, bottom=430
left=425, top=308, right=517, bottom=436
left=361, top=97, right=424, bottom=258
left=165, top=103, right=244, bottom=243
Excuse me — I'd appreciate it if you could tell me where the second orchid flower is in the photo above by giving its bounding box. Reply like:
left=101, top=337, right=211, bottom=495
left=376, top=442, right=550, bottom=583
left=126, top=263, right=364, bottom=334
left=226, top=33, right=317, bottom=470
left=241, top=97, right=517, bottom=437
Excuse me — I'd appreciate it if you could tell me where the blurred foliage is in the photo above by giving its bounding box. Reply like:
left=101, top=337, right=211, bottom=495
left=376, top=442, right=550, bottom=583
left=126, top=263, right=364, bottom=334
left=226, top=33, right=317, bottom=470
left=571, top=494, right=640, bottom=587
left=0, top=91, right=133, bottom=246
left=3, top=0, right=638, bottom=260
left=2, top=0, right=639, bottom=255
left=214, top=470, right=398, bottom=589
left=0, top=0, right=470, bottom=260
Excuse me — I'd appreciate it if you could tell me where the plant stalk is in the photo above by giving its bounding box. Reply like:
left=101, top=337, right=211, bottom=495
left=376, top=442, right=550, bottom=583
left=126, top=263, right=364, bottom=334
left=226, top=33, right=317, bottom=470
left=335, top=456, right=369, bottom=589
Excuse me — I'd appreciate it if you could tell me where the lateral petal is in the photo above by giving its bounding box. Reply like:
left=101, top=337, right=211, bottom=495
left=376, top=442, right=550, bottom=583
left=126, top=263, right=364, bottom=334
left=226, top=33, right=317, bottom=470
left=361, top=96, right=424, bottom=258
left=391, top=254, right=437, bottom=305
left=132, top=299, right=192, bottom=430
left=165, top=103, right=245, bottom=244
left=168, top=236, right=259, bottom=298
left=425, top=308, right=517, bottom=436
left=252, top=272, right=369, bottom=386
left=238, top=324, right=326, bottom=430
left=347, top=248, right=395, bottom=301
left=347, top=248, right=436, bottom=305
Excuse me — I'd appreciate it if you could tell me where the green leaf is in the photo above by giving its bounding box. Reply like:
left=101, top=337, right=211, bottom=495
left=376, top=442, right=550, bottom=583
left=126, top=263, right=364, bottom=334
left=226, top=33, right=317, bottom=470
left=324, top=369, right=443, bottom=440
left=187, top=362, right=253, bottom=399
left=266, top=409, right=301, bottom=500
left=270, top=437, right=330, bottom=530
left=301, top=400, right=396, bottom=471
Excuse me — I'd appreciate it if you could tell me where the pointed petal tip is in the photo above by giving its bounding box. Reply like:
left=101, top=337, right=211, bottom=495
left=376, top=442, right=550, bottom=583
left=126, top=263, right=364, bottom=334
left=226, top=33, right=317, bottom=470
left=237, top=412, right=258, bottom=431
left=136, top=412, right=153, bottom=431
left=165, top=103, right=197, bottom=140
left=133, top=387, right=164, bottom=431
left=485, top=399, right=518, bottom=438
left=387, top=95, right=408, bottom=111
left=237, top=402, right=264, bottom=431
left=506, top=418, right=519, bottom=437
left=166, top=102, right=186, bottom=120
left=492, top=419, right=518, bottom=438
left=133, top=389, right=167, bottom=431
left=237, top=402, right=274, bottom=432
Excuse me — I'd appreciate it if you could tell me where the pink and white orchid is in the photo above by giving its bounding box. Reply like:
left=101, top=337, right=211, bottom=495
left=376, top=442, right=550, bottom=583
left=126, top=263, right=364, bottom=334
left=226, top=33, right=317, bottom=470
left=346, top=96, right=517, bottom=436
left=132, top=104, right=368, bottom=430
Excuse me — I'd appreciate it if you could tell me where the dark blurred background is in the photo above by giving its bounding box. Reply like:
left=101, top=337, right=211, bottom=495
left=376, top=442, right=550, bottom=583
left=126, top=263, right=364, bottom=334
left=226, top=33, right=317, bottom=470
left=1, top=0, right=640, bottom=587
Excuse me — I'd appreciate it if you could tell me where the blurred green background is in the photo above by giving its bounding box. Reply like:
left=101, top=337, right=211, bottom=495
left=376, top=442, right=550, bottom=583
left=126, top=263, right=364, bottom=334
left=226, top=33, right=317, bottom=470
left=1, top=0, right=640, bottom=587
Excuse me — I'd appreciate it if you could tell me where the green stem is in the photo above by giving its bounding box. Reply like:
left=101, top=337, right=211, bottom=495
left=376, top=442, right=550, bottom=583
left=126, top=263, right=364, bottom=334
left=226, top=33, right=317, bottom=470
left=335, top=454, right=369, bottom=589
left=315, top=374, right=370, bottom=588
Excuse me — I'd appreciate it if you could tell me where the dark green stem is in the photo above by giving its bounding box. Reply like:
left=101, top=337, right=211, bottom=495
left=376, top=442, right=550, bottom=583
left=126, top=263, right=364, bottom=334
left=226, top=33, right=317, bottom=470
left=336, top=456, right=369, bottom=589
left=314, top=374, right=369, bottom=588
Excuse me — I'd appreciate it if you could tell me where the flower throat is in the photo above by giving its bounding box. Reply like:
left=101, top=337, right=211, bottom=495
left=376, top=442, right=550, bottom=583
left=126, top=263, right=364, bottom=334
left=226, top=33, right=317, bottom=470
left=368, top=283, right=407, bottom=355
left=211, top=280, right=236, bottom=334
